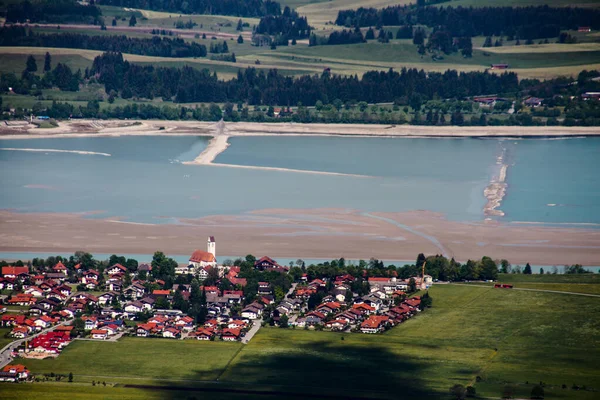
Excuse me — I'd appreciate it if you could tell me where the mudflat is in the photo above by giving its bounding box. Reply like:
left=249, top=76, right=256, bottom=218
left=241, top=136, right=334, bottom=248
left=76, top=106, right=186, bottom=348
left=1, top=208, right=598, bottom=265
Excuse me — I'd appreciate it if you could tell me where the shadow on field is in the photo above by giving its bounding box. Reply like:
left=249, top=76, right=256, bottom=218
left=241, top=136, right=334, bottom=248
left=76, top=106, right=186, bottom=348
left=128, top=339, right=439, bottom=400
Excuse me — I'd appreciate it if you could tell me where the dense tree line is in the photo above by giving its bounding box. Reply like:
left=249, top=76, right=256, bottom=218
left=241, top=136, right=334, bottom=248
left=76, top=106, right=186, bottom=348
left=6, top=0, right=102, bottom=24
left=95, top=0, right=282, bottom=18
left=0, top=26, right=207, bottom=58
left=256, top=7, right=311, bottom=39
left=310, top=28, right=365, bottom=46
left=89, top=52, right=520, bottom=105
left=336, top=5, right=600, bottom=40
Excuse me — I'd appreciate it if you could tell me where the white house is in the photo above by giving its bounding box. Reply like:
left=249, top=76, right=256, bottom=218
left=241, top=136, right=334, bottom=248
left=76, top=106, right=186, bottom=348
left=124, top=301, right=144, bottom=314
left=91, top=329, right=108, bottom=340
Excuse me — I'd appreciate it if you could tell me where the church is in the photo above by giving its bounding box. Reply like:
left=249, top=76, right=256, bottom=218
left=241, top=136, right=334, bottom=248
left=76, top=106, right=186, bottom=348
left=176, top=237, right=218, bottom=276
left=189, top=236, right=217, bottom=268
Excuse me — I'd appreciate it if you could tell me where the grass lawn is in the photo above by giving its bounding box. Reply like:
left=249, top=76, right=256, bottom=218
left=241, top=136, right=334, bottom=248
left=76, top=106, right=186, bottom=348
left=0, top=382, right=258, bottom=400
left=0, top=327, right=13, bottom=349
left=442, top=0, right=600, bottom=8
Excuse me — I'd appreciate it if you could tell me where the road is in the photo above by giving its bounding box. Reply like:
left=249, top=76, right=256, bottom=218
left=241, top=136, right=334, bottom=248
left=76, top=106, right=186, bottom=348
left=0, top=318, right=74, bottom=369
left=241, top=319, right=261, bottom=344
left=449, top=283, right=600, bottom=298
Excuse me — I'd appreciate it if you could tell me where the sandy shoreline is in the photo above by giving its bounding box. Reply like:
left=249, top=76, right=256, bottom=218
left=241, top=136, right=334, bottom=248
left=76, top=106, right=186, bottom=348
left=1, top=209, right=599, bottom=265
left=2, top=120, right=600, bottom=140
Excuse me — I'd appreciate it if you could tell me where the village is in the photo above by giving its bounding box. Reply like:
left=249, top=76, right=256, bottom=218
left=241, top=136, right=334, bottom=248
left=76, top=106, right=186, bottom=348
left=0, top=237, right=431, bottom=382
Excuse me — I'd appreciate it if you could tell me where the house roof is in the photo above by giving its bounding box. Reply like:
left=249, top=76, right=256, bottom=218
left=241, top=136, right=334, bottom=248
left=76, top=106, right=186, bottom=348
left=2, top=266, right=28, bottom=276
left=222, top=328, right=241, bottom=337
left=2, top=364, right=28, bottom=373
left=361, top=315, right=389, bottom=329
left=190, top=250, right=216, bottom=263
left=153, top=290, right=170, bottom=296
left=91, top=329, right=107, bottom=335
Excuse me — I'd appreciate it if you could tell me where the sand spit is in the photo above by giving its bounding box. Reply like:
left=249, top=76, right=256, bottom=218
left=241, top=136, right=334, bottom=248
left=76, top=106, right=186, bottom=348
left=484, top=148, right=508, bottom=217
left=0, top=148, right=111, bottom=156
left=181, top=120, right=373, bottom=177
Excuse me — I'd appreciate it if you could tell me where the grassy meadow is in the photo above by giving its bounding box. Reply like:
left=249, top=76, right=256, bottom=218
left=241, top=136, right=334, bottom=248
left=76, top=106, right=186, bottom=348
left=10, top=337, right=242, bottom=383
left=2, top=283, right=599, bottom=399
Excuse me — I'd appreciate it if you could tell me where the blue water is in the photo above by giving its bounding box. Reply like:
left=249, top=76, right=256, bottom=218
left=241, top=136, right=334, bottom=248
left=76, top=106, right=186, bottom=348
left=0, top=135, right=599, bottom=224
left=500, top=138, right=600, bottom=224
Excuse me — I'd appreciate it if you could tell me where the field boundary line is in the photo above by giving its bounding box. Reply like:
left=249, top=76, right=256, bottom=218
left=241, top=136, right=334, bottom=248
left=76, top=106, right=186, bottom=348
left=215, top=344, right=245, bottom=381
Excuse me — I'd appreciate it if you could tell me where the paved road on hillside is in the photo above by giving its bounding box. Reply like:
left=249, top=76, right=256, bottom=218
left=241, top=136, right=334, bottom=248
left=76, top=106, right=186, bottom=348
left=0, top=319, right=74, bottom=369
left=449, top=283, right=600, bottom=297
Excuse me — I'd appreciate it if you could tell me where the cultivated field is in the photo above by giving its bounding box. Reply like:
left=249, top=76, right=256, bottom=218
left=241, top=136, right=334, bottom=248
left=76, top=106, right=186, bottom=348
left=2, top=284, right=598, bottom=399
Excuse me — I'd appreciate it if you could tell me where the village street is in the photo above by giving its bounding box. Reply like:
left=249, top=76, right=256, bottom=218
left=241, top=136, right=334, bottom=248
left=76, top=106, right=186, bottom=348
left=0, top=319, right=74, bottom=369
left=241, top=319, right=261, bottom=344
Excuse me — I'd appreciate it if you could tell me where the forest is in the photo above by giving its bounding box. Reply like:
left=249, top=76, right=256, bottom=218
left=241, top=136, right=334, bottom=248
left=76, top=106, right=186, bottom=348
left=95, top=0, right=282, bottom=18
left=0, top=26, right=207, bottom=58
left=336, top=5, right=600, bottom=40
left=256, top=7, right=311, bottom=39
left=89, top=52, right=521, bottom=105
left=3, top=52, right=600, bottom=126
left=5, top=0, right=102, bottom=24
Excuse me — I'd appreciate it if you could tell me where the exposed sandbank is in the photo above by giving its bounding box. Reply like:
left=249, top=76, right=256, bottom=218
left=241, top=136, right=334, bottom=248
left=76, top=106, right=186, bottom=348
left=483, top=147, right=509, bottom=217
left=0, top=148, right=111, bottom=156
left=1, top=208, right=599, bottom=266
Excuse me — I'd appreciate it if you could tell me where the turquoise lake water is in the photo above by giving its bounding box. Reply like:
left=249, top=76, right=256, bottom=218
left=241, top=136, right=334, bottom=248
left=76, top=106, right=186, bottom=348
left=0, top=135, right=599, bottom=225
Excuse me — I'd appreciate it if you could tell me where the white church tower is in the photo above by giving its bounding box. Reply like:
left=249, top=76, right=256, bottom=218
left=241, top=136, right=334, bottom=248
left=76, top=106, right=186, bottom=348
left=207, top=236, right=216, bottom=257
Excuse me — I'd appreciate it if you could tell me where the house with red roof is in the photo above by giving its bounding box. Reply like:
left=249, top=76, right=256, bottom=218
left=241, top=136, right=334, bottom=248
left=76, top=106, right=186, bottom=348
left=194, top=328, right=215, bottom=341
left=34, top=315, right=55, bottom=329
left=11, top=326, right=29, bottom=339
left=360, top=315, right=390, bottom=334
left=305, top=311, right=326, bottom=325
left=0, top=364, right=29, bottom=382
left=29, top=331, right=70, bottom=353
left=352, top=303, right=375, bottom=315
left=316, top=302, right=342, bottom=315
left=107, top=263, right=127, bottom=275
left=25, top=286, right=44, bottom=297
left=2, top=266, right=28, bottom=278
left=162, top=327, right=181, bottom=339
left=8, top=293, right=36, bottom=306
left=221, top=328, right=241, bottom=341
left=325, top=319, right=349, bottom=331
left=254, top=256, right=288, bottom=272
left=91, top=329, right=108, bottom=340
left=136, top=323, right=157, bottom=337
left=229, top=276, right=247, bottom=287
left=53, top=262, right=67, bottom=272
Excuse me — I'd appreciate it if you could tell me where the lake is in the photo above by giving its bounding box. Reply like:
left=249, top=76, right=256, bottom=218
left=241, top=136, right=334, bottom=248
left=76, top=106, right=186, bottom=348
left=0, top=135, right=599, bottom=225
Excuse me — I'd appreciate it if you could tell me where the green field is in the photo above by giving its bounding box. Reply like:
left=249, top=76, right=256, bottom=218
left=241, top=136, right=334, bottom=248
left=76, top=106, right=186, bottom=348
left=2, top=284, right=598, bottom=399
left=0, top=327, right=13, bottom=349
left=11, top=337, right=242, bottom=383
left=443, top=0, right=600, bottom=8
